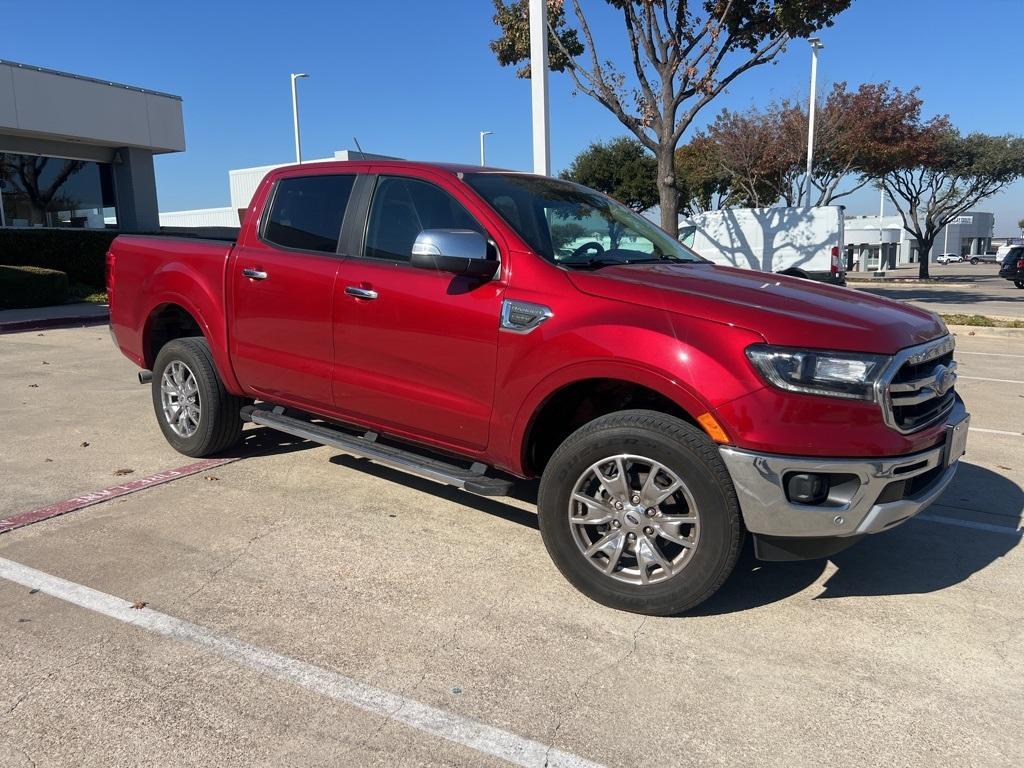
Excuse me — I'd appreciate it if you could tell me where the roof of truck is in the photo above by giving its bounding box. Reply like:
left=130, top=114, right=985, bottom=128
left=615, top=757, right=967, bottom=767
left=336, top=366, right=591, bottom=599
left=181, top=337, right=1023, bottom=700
left=269, top=159, right=532, bottom=177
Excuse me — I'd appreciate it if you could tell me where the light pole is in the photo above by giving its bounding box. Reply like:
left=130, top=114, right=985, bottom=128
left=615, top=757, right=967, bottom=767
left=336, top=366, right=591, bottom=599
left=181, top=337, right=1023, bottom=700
left=804, top=37, right=824, bottom=205
left=529, top=0, right=550, bottom=175
left=290, top=73, right=309, bottom=164
left=479, top=131, right=493, bottom=166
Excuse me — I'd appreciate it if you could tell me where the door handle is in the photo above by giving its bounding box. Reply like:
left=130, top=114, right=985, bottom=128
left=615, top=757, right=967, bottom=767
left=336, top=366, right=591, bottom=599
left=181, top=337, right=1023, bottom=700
left=242, top=268, right=268, bottom=280
left=345, top=286, right=379, bottom=300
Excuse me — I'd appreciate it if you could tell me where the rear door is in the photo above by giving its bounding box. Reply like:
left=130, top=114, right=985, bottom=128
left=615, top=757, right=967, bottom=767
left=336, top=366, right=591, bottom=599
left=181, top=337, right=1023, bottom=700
left=332, top=171, right=505, bottom=451
left=229, top=172, right=356, bottom=410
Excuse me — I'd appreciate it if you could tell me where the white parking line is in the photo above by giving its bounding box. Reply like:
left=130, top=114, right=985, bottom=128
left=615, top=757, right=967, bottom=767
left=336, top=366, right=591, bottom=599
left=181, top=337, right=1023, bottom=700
left=958, top=376, right=1024, bottom=385
left=0, top=557, right=604, bottom=768
left=918, top=514, right=1023, bottom=537
left=971, top=427, right=1024, bottom=436
left=956, top=351, right=1024, bottom=359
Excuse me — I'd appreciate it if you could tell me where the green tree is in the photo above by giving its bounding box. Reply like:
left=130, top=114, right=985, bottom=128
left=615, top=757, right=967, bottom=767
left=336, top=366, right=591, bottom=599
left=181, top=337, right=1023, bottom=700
left=673, top=134, right=737, bottom=214
left=1018, top=217, right=1024, bottom=237
left=561, top=136, right=658, bottom=212
left=490, top=0, right=852, bottom=235
left=880, top=131, right=1024, bottom=279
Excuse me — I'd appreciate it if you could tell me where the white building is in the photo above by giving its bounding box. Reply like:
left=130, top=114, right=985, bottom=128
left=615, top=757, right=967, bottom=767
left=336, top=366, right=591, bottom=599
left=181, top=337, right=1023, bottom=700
left=845, top=211, right=994, bottom=270
left=159, top=149, right=395, bottom=228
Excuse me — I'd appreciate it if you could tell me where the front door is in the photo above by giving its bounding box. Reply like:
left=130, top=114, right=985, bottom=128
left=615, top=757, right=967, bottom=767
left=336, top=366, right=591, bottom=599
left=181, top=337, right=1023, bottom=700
left=230, top=173, right=356, bottom=411
left=332, top=173, right=504, bottom=451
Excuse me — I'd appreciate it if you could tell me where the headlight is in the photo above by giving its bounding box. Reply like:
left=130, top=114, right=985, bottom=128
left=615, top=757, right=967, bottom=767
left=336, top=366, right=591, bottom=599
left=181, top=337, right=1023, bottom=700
left=745, top=345, right=891, bottom=401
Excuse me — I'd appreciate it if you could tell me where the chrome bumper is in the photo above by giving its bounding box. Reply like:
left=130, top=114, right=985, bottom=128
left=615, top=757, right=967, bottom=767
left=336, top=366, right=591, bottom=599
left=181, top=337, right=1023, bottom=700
left=719, top=402, right=967, bottom=539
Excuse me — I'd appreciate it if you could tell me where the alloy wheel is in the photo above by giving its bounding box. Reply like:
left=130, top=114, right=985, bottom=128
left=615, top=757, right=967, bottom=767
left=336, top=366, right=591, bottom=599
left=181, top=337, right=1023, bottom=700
left=568, top=454, right=700, bottom=585
left=160, top=360, right=201, bottom=438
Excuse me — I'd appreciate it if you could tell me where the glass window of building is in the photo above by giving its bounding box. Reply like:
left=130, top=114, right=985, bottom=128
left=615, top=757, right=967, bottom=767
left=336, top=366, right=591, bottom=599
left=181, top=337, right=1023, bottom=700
left=0, top=153, right=117, bottom=229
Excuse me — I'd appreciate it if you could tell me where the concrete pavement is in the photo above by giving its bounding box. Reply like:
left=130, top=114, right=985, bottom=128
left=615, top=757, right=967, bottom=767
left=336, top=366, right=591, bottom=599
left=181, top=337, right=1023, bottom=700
left=0, top=327, right=1021, bottom=768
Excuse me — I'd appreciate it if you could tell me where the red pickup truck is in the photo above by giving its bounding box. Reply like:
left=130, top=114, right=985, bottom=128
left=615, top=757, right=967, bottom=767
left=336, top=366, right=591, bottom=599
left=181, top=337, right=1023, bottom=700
left=108, top=159, right=969, bottom=615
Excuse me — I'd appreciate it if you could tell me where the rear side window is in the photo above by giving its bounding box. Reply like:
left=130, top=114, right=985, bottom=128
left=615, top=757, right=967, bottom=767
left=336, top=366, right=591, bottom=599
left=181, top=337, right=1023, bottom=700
left=263, top=175, right=355, bottom=253
left=364, top=176, right=484, bottom=262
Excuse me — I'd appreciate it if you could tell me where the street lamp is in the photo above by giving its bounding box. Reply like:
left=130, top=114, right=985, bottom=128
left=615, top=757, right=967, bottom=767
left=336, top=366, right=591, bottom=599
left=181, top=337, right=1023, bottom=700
left=480, top=131, right=494, bottom=166
left=290, top=73, right=309, bottom=164
left=529, top=0, right=550, bottom=175
left=804, top=37, right=824, bottom=205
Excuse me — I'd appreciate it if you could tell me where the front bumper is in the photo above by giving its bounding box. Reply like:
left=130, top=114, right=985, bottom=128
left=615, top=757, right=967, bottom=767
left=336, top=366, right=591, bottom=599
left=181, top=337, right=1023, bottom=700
left=719, top=400, right=968, bottom=542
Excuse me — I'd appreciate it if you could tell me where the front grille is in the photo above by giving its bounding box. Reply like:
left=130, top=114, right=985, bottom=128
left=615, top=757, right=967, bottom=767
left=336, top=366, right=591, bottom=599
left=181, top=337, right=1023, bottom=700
left=884, top=336, right=957, bottom=433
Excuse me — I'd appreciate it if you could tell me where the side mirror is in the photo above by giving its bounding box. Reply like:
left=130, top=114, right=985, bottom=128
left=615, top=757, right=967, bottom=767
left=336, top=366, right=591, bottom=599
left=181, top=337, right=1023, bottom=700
left=411, top=229, right=497, bottom=278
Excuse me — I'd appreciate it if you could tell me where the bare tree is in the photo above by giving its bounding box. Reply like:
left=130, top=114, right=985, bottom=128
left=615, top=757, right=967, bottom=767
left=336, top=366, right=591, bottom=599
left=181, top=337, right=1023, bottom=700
left=879, top=131, right=1024, bottom=279
left=490, top=0, right=851, bottom=235
left=0, top=155, right=85, bottom=224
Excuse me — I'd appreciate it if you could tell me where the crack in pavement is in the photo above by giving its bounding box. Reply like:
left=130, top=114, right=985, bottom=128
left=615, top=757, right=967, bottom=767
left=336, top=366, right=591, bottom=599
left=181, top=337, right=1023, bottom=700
left=180, top=519, right=283, bottom=604
left=542, top=615, right=649, bottom=767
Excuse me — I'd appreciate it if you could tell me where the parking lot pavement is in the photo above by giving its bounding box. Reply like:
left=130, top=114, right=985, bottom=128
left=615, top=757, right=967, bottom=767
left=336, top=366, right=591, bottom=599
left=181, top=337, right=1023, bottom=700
left=1, top=327, right=1022, bottom=768
left=855, top=263, right=1024, bottom=319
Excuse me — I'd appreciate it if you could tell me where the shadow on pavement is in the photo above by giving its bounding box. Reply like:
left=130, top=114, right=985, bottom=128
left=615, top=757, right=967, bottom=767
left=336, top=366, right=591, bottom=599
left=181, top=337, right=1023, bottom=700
left=864, top=287, right=1022, bottom=304
left=219, top=425, right=320, bottom=459
left=316, top=451, right=1020, bottom=616
left=694, top=461, right=1022, bottom=615
left=327, top=454, right=541, bottom=530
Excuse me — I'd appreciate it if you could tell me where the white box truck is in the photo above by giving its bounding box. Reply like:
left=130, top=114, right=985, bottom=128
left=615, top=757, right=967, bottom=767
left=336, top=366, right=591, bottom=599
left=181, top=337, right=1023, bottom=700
left=678, top=206, right=846, bottom=285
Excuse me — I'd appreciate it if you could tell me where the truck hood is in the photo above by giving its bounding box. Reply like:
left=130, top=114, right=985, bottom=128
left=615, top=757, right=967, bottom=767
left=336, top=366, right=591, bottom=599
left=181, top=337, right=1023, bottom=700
left=567, top=263, right=946, bottom=354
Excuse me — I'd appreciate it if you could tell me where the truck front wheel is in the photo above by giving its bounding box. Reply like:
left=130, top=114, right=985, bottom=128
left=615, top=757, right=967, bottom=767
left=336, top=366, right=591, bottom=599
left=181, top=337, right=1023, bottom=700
left=151, top=337, right=243, bottom=457
left=537, top=410, right=743, bottom=615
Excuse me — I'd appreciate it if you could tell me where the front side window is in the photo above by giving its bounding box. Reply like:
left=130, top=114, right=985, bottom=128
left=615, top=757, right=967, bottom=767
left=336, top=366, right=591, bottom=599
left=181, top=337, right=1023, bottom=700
left=263, top=174, right=355, bottom=253
left=464, top=173, right=704, bottom=268
left=364, top=176, right=484, bottom=262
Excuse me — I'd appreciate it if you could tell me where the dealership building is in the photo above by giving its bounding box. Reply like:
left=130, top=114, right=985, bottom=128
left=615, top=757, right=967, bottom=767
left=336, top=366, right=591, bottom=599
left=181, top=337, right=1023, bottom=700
left=0, top=59, right=184, bottom=231
left=845, top=212, right=994, bottom=269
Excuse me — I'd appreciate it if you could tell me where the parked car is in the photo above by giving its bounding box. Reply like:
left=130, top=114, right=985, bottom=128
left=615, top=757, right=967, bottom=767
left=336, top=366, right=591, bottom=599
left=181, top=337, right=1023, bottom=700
left=997, top=244, right=1024, bottom=287
left=107, top=160, right=969, bottom=615
left=967, top=252, right=998, bottom=265
left=677, top=206, right=846, bottom=284
left=936, top=253, right=963, bottom=264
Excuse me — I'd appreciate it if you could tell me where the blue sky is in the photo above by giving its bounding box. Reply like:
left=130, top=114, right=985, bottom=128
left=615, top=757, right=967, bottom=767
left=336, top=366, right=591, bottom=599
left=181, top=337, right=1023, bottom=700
left=3, top=0, right=1021, bottom=233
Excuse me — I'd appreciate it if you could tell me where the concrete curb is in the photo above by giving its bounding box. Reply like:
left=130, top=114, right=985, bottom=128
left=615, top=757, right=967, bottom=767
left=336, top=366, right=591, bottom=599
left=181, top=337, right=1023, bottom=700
left=947, top=324, right=1024, bottom=340
left=0, top=310, right=109, bottom=335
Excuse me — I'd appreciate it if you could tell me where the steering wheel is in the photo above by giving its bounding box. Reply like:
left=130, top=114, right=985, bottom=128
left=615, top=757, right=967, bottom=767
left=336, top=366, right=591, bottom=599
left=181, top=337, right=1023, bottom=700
left=567, top=241, right=605, bottom=262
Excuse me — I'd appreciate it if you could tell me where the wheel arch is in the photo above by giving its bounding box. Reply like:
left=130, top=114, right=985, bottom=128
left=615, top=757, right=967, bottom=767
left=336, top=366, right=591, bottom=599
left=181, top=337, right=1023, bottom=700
left=141, top=295, right=241, bottom=393
left=513, top=364, right=720, bottom=477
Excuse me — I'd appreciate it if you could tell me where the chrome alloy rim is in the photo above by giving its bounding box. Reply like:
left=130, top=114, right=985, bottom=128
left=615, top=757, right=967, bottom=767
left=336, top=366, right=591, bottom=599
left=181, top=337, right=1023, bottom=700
left=160, top=360, right=201, bottom=438
left=568, top=454, right=700, bottom=585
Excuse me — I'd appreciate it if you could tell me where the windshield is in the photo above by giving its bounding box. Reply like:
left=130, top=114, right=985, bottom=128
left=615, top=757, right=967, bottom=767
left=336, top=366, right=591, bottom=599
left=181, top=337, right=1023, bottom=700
left=464, top=173, right=705, bottom=268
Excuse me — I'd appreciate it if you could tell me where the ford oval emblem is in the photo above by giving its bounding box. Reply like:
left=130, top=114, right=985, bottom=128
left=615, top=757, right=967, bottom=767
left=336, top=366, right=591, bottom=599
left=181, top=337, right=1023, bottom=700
left=934, top=365, right=955, bottom=395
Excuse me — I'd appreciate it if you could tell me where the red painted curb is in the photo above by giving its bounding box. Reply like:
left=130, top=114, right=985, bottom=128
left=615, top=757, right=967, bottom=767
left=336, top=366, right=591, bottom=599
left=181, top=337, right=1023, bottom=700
left=0, top=458, right=236, bottom=534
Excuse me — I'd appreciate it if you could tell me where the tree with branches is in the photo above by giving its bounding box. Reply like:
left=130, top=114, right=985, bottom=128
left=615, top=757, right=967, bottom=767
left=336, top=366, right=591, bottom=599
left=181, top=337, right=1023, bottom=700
left=878, top=131, right=1024, bottom=279
left=699, top=81, right=929, bottom=207
left=561, top=136, right=659, bottom=211
left=490, top=0, right=851, bottom=235
left=0, top=155, right=85, bottom=225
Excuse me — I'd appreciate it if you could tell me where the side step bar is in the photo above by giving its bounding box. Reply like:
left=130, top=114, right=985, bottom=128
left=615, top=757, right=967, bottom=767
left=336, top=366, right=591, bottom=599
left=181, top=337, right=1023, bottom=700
left=241, top=406, right=514, bottom=497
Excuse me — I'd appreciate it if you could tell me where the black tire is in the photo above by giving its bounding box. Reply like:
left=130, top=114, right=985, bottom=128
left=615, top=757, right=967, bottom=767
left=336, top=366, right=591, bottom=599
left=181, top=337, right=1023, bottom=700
left=537, top=410, right=743, bottom=615
left=970, top=257, right=979, bottom=265
left=151, top=337, right=243, bottom=457
left=1015, top=281, right=1024, bottom=290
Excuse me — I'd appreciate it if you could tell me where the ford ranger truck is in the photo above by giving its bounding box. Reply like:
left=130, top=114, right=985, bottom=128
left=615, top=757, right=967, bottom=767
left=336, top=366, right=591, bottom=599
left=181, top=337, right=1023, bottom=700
left=107, top=161, right=969, bottom=616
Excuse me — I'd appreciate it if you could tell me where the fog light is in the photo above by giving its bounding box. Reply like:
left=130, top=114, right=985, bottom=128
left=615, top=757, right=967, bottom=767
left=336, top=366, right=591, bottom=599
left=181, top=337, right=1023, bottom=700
left=786, top=473, right=829, bottom=505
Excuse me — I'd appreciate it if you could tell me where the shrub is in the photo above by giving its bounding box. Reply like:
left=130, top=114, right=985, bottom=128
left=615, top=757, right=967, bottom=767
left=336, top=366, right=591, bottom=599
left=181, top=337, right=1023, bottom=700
left=0, top=265, right=70, bottom=308
left=0, top=229, right=119, bottom=288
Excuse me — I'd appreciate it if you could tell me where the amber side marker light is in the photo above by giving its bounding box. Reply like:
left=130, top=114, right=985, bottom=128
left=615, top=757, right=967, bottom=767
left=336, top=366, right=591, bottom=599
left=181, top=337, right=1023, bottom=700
left=697, top=412, right=730, bottom=444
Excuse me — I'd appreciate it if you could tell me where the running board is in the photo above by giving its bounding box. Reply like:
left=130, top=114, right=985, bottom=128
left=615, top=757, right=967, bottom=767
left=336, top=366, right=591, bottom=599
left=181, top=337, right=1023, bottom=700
left=241, top=406, right=514, bottom=497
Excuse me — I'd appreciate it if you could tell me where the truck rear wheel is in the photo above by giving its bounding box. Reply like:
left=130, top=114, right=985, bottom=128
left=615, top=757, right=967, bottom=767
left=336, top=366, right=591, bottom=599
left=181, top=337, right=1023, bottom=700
left=151, top=337, right=243, bottom=457
left=537, top=410, right=743, bottom=615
